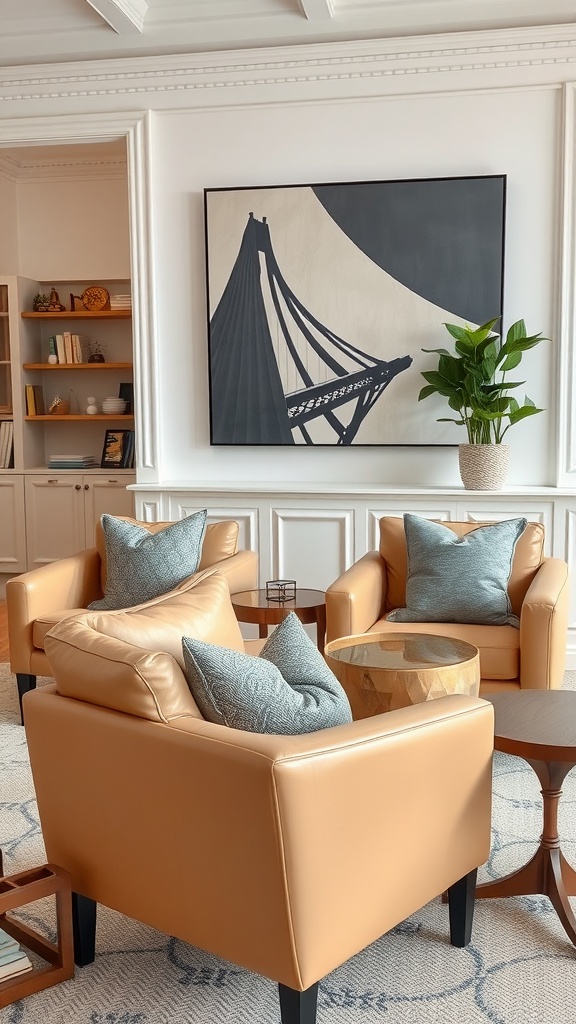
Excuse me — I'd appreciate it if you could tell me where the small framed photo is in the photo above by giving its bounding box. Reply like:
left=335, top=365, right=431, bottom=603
left=100, top=428, right=131, bottom=469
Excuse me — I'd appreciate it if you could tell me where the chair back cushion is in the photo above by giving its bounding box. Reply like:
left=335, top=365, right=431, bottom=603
left=379, top=517, right=544, bottom=618
left=44, top=571, right=245, bottom=722
left=96, top=517, right=239, bottom=592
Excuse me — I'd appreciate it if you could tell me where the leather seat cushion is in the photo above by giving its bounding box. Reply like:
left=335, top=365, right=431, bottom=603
left=369, top=617, right=519, bottom=680
left=33, top=609, right=88, bottom=650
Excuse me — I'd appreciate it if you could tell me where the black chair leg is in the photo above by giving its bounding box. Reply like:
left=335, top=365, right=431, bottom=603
left=72, top=892, right=97, bottom=966
left=278, top=982, right=319, bottom=1024
left=448, top=867, right=477, bottom=947
left=16, top=674, right=36, bottom=722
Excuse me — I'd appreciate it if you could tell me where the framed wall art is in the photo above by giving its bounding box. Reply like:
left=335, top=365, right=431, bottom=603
left=204, top=174, right=506, bottom=446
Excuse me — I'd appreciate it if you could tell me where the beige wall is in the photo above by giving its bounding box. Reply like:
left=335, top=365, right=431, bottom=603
left=0, top=173, right=19, bottom=274
left=16, top=176, right=130, bottom=281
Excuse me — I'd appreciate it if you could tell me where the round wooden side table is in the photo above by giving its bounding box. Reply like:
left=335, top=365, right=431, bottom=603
left=476, top=690, right=576, bottom=946
left=325, top=632, right=480, bottom=717
left=231, top=588, right=326, bottom=652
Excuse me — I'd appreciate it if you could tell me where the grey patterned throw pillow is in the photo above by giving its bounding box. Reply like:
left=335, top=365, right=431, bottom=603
left=181, top=612, right=353, bottom=734
left=387, top=513, right=527, bottom=627
left=89, top=510, right=207, bottom=611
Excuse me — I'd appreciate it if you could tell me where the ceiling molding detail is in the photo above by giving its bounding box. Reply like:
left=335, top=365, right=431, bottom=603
left=299, top=0, right=334, bottom=20
left=0, top=28, right=575, bottom=105
left=0, top=152, right=127, bottom=182
left=85, top=0, right=148, bottom=35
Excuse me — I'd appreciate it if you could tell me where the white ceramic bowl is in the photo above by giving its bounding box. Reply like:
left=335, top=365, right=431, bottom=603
left=102, top=398, right=126, bottom=414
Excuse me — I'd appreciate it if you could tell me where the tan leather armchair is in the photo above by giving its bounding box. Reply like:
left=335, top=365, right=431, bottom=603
left=326, top=517, right=570, bottom=695
left=6, top=517, right=258, bottom=715
left=23, top=575, right=494, bottom=1024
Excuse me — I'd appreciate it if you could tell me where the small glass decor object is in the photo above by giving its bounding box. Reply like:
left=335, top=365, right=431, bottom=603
left=266, top=579, right=297, bottom=602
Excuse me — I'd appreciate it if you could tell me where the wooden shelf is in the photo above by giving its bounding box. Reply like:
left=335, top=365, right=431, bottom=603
left=23, top=362, right=132, bottom=370
left=25, top=414, right=134, bottom=421
left=22, top=310, right=131, bottom=320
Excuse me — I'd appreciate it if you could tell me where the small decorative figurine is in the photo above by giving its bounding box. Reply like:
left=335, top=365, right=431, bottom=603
left=86, top=396, right=98, bottom=415
left=46, top=288, right=66, bottom=312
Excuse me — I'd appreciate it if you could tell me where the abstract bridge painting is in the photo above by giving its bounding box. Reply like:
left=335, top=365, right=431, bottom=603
left=204, top=176, right=505, bottom=446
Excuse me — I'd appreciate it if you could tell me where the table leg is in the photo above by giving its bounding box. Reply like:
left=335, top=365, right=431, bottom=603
left=315, top=604, right=326, bottom=654
left=259, top=623, right=268, bottom=640
left=476, top=757, right=576, bottom=945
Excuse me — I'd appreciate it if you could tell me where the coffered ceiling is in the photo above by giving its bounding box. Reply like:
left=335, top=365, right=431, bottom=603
left=2, top=0, right=576, bottom=69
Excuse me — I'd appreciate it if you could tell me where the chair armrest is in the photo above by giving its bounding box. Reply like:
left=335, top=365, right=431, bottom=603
left=25, top=688, right=493, bottom=990
left=211, top=549, right=259, bottom=594
left=325, top=550, right=386, bottom=642
left=519, top=556, right=570, bottom=689
left=6, top=549, right=101, bottom=674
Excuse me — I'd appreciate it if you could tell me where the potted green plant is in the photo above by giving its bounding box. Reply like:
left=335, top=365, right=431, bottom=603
left=418, top=317, right=548, bottom=489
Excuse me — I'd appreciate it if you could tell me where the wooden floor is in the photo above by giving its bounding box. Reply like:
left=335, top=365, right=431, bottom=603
left=0, top=600, right=9, bottom=662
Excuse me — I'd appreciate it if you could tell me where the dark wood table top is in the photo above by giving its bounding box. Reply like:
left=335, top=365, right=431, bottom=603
left=231, top=588, right=325, bottom=610
left=486, top=690, right=576, bottom=762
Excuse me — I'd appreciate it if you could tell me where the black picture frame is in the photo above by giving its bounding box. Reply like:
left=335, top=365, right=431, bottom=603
left=100, top=429, right=132, bottom=469
left=204, top=174, right=506, bottom=447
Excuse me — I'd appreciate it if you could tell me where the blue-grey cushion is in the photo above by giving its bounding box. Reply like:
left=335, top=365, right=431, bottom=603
left=387, top=513, right=527, bottom=627
left=181, top=611, right=352, bottom=734
left=89, top=510, right=207, bottom=611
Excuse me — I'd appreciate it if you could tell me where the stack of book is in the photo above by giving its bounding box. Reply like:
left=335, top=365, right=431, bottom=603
left=0, top=420, right=14, bottom=468
left=25, top=384, right=45, bottom=415
left=50, top=333, right=86, bottom=364
left=0, top=926, right=33, bottom=983
left=48, top=454, right=98, bottom=469
left=109, top=294, right=131, bottom=311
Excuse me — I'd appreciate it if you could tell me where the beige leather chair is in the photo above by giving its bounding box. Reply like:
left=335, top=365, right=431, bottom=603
left=6, top=517, right=258, bottom=715
left=326, top=517, right=570, bottom=695
left=22, top=572, right=494, bottom=1024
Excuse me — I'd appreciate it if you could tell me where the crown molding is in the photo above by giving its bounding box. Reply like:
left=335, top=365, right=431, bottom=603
left=86, top=0, right=148, bottom=35
left=0, top=23, right=576, bottom=104
left=0, top=151, right=127, bottom=182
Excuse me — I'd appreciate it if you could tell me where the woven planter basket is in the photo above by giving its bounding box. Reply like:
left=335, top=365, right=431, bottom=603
left=458, top=443, right=510, bottom=491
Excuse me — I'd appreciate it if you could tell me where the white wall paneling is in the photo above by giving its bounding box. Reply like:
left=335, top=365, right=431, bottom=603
left=271, top=507, right=354, bottom=591
left=366, top=504, right=452, bottom=551
left=556, top=82, right=576, bottom=486
left=564, top=506, right=576, bottom=646
left=167, top=496, right=259, bottom=555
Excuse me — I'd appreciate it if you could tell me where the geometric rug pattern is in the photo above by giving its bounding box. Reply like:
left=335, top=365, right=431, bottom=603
left=1, top=665, right=576, bottom=1023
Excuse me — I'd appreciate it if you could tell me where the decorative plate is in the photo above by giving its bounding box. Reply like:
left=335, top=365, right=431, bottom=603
left=81, top=286, right=110, bottom=311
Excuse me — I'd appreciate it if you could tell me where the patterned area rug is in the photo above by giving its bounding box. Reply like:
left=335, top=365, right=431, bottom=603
left=1, top=665, right=576, bottom=1024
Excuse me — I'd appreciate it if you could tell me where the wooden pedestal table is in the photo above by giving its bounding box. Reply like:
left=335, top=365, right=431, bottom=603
left=325, top=632, right=480, bottom=718
left=0, top=863, right=74, bottom=1008
left=476, top=690, right=576, bottom=946
left=231, top=588, right=326, bottom=652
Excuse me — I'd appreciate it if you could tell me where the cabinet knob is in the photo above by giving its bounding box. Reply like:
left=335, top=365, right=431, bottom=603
left=75, top=484, right=81, bottom=490
left=47, top=479, right=58, bottom=484
left=108, top=479, right=118, bottom=484
left=84, top=484, right=90, bottom=490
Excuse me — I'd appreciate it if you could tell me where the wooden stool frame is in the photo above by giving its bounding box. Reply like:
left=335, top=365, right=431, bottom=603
left=0, top=863, right=74, bottom=1008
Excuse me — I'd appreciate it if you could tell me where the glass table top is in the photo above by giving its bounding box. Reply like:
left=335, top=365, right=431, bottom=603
left=326, top=632, right=478, bottom=671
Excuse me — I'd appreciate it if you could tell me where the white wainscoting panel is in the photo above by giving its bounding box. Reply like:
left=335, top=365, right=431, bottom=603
left=270, top=507, right=354, bottom=591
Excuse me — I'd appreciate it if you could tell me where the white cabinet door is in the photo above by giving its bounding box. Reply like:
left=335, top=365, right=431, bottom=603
left=83, top=474, right=135, bottom=546
left=0, top=474, right=26, bottom=573
left=25, top=475, right=85, bottom=568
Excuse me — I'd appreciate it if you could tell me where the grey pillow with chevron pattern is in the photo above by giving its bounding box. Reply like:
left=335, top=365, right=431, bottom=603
left=387, top=513, right=527, bottom=627
left=88, top=510, right=207, bottom=611
left=182, top=611, right=352, bottom=734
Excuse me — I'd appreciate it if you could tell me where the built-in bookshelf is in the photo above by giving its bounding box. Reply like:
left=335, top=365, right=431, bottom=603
left=0, top=277, right=136, bottom=573
left=18, top=279, right=134, bottom=461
